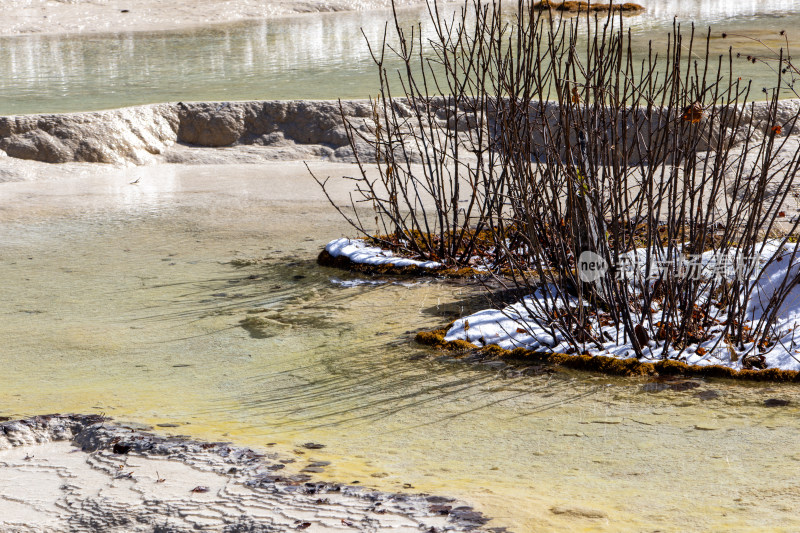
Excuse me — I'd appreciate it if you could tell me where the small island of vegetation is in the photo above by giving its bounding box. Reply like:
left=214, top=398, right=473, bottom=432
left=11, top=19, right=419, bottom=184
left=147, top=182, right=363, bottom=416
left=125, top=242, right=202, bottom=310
left=314, top=0, right=800, bottom=379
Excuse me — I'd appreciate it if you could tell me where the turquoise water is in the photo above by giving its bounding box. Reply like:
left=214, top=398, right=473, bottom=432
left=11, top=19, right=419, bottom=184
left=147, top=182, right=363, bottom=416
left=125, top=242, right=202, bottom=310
left=1, top=1, right=800, bottom=115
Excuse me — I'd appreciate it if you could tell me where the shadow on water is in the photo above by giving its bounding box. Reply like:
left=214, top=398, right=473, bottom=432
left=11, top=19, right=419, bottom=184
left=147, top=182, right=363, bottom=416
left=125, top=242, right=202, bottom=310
left=113, top=251, right=602, bottom=435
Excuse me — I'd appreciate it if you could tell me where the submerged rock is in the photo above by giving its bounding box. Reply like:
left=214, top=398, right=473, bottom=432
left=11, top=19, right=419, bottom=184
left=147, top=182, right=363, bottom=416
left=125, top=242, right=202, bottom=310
left=695, top=390, right=721, bottom=401
left=533, top=1, right=645, bottom=14
left=764, top=398, right=790, bottom=407
left=550, top=504, right=608, bottom=519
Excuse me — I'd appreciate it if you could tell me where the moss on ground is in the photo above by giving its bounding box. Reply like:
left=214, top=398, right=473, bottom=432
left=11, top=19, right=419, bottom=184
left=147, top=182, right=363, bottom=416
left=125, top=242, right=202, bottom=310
left=415, top=327, right=800, bottom=382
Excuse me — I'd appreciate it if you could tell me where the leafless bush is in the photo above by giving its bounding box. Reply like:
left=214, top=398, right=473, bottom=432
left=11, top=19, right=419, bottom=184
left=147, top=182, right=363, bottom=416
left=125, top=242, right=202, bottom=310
left=316, top=0, right=800, bottom=363
left=311, top=1, right=507, bottom=266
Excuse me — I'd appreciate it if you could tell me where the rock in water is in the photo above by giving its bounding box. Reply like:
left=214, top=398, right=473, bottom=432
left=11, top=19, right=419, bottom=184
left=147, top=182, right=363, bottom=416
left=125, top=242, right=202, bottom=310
left=533, top=1, right=645, bottom=14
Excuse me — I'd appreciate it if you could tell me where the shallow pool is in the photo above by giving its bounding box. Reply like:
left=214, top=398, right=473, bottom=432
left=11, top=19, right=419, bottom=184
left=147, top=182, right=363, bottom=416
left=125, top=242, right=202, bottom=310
left=1, top=162, right=800, bottom=531
left=1, top=0, right=800, bottom=115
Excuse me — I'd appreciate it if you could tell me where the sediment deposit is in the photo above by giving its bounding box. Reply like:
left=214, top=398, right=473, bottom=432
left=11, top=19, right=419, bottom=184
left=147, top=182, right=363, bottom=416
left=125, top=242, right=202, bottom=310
left=0, top=414, right=491, bottom=532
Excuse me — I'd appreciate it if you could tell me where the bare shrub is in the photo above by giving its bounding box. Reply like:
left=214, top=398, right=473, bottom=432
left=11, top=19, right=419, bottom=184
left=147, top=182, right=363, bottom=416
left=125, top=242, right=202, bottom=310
left=316, top=0, right=800, bottom=364
left=488, top=6, right=800, bottom=361
left=311, top=1, right=507, bottom=266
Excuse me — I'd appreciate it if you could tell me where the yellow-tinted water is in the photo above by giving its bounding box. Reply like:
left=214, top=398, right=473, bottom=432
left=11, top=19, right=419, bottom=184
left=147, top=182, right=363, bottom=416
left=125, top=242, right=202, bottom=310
left=2, top=162, right=800, bottom=531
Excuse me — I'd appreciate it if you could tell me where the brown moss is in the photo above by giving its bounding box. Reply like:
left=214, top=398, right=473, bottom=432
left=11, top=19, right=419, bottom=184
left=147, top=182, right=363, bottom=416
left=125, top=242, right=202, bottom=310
left=484, top=345, right=506, bottom=357
left=508, top=348, right=531, bottom=359
left=414, top=330, right=448, bottom=347
left=230, top=258, right=261, bottom=267
left=654, top=359, right=690, bottom=375
left=691, top=364, right=737, bottom=380
left=549, top=353, right=655, bottom=376
left=317, top=249, right=485, bottom=278
left=533, top=1, right=645, bottom=14
left=415, top=326, right=800, bottom=383
left=369, top=228, right=500, bottom=261
left=415, top=328, right=655, bottom=377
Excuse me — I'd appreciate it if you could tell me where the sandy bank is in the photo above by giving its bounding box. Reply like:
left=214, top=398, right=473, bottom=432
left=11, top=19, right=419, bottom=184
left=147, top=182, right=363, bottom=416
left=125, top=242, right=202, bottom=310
left=0, top=414, right=491, bottom=532
left=1, top=0, right=424, bottom=37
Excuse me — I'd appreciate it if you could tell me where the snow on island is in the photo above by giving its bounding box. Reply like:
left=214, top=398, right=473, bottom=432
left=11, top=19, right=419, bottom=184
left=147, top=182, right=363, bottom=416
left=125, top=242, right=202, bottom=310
left=445, top=243, right=800, bottom=373
left=324, top=237, right=444, bottom=269
left=321, top=237, right=494, bottom=279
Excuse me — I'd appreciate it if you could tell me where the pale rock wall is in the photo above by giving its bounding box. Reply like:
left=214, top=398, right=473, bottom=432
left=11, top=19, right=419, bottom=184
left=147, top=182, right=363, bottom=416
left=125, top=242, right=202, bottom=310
left=0, top=98, right=798, bottom=166
left=0, top=100, right=376, bottom=165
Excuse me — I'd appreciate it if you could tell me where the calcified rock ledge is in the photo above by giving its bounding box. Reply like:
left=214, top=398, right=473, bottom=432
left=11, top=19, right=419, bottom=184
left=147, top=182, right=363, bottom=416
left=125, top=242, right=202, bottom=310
left=0, top=100, right=376, bottom=166
left=0, top=414, right=494, bottom=533
left=2, top=98, right=798, bottom=167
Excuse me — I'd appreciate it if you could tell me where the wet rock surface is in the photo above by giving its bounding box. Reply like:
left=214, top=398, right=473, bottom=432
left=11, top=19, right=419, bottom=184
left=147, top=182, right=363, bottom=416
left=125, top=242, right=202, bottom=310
left=0, top=414, right=492, bottom=532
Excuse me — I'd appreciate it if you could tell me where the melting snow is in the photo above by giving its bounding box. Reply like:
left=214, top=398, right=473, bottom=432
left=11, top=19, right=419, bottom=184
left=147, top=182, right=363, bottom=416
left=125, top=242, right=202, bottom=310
left=446, top=243, right=800, bottom=371
left=325, top=238, right=443, bottom=269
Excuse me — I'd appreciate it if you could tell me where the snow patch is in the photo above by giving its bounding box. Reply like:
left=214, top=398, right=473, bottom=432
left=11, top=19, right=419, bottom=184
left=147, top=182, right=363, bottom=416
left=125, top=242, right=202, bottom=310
left=325, top=238, right=443, bottom=269
left=446, top=244, right=800, bottom=372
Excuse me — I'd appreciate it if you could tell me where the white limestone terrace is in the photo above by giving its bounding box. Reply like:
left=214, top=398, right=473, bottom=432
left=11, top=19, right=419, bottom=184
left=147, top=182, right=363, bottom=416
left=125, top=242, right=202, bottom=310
left=0, top=414, right=494, bottom=533
left=0, top=100, right=377, bottom=167
left=1, top=98, right=798, bottom=168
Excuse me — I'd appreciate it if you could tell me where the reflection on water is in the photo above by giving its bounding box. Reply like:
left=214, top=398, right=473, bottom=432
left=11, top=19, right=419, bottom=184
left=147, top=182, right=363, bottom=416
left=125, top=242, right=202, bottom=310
left=2, top=164, right=800, bottom=531
left=639, top=0, right=796, bottom=23
left=1, top=0, right=800, bottom=115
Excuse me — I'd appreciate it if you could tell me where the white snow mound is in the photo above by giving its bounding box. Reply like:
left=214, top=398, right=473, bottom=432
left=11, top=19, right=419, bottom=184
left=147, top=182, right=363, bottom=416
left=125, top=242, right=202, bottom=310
left=325, top=238, right=443, bottom=269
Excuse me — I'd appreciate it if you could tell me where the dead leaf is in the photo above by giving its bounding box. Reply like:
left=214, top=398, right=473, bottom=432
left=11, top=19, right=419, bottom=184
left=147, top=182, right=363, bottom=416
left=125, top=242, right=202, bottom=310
left=681, top=102, right=704, bottom=123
